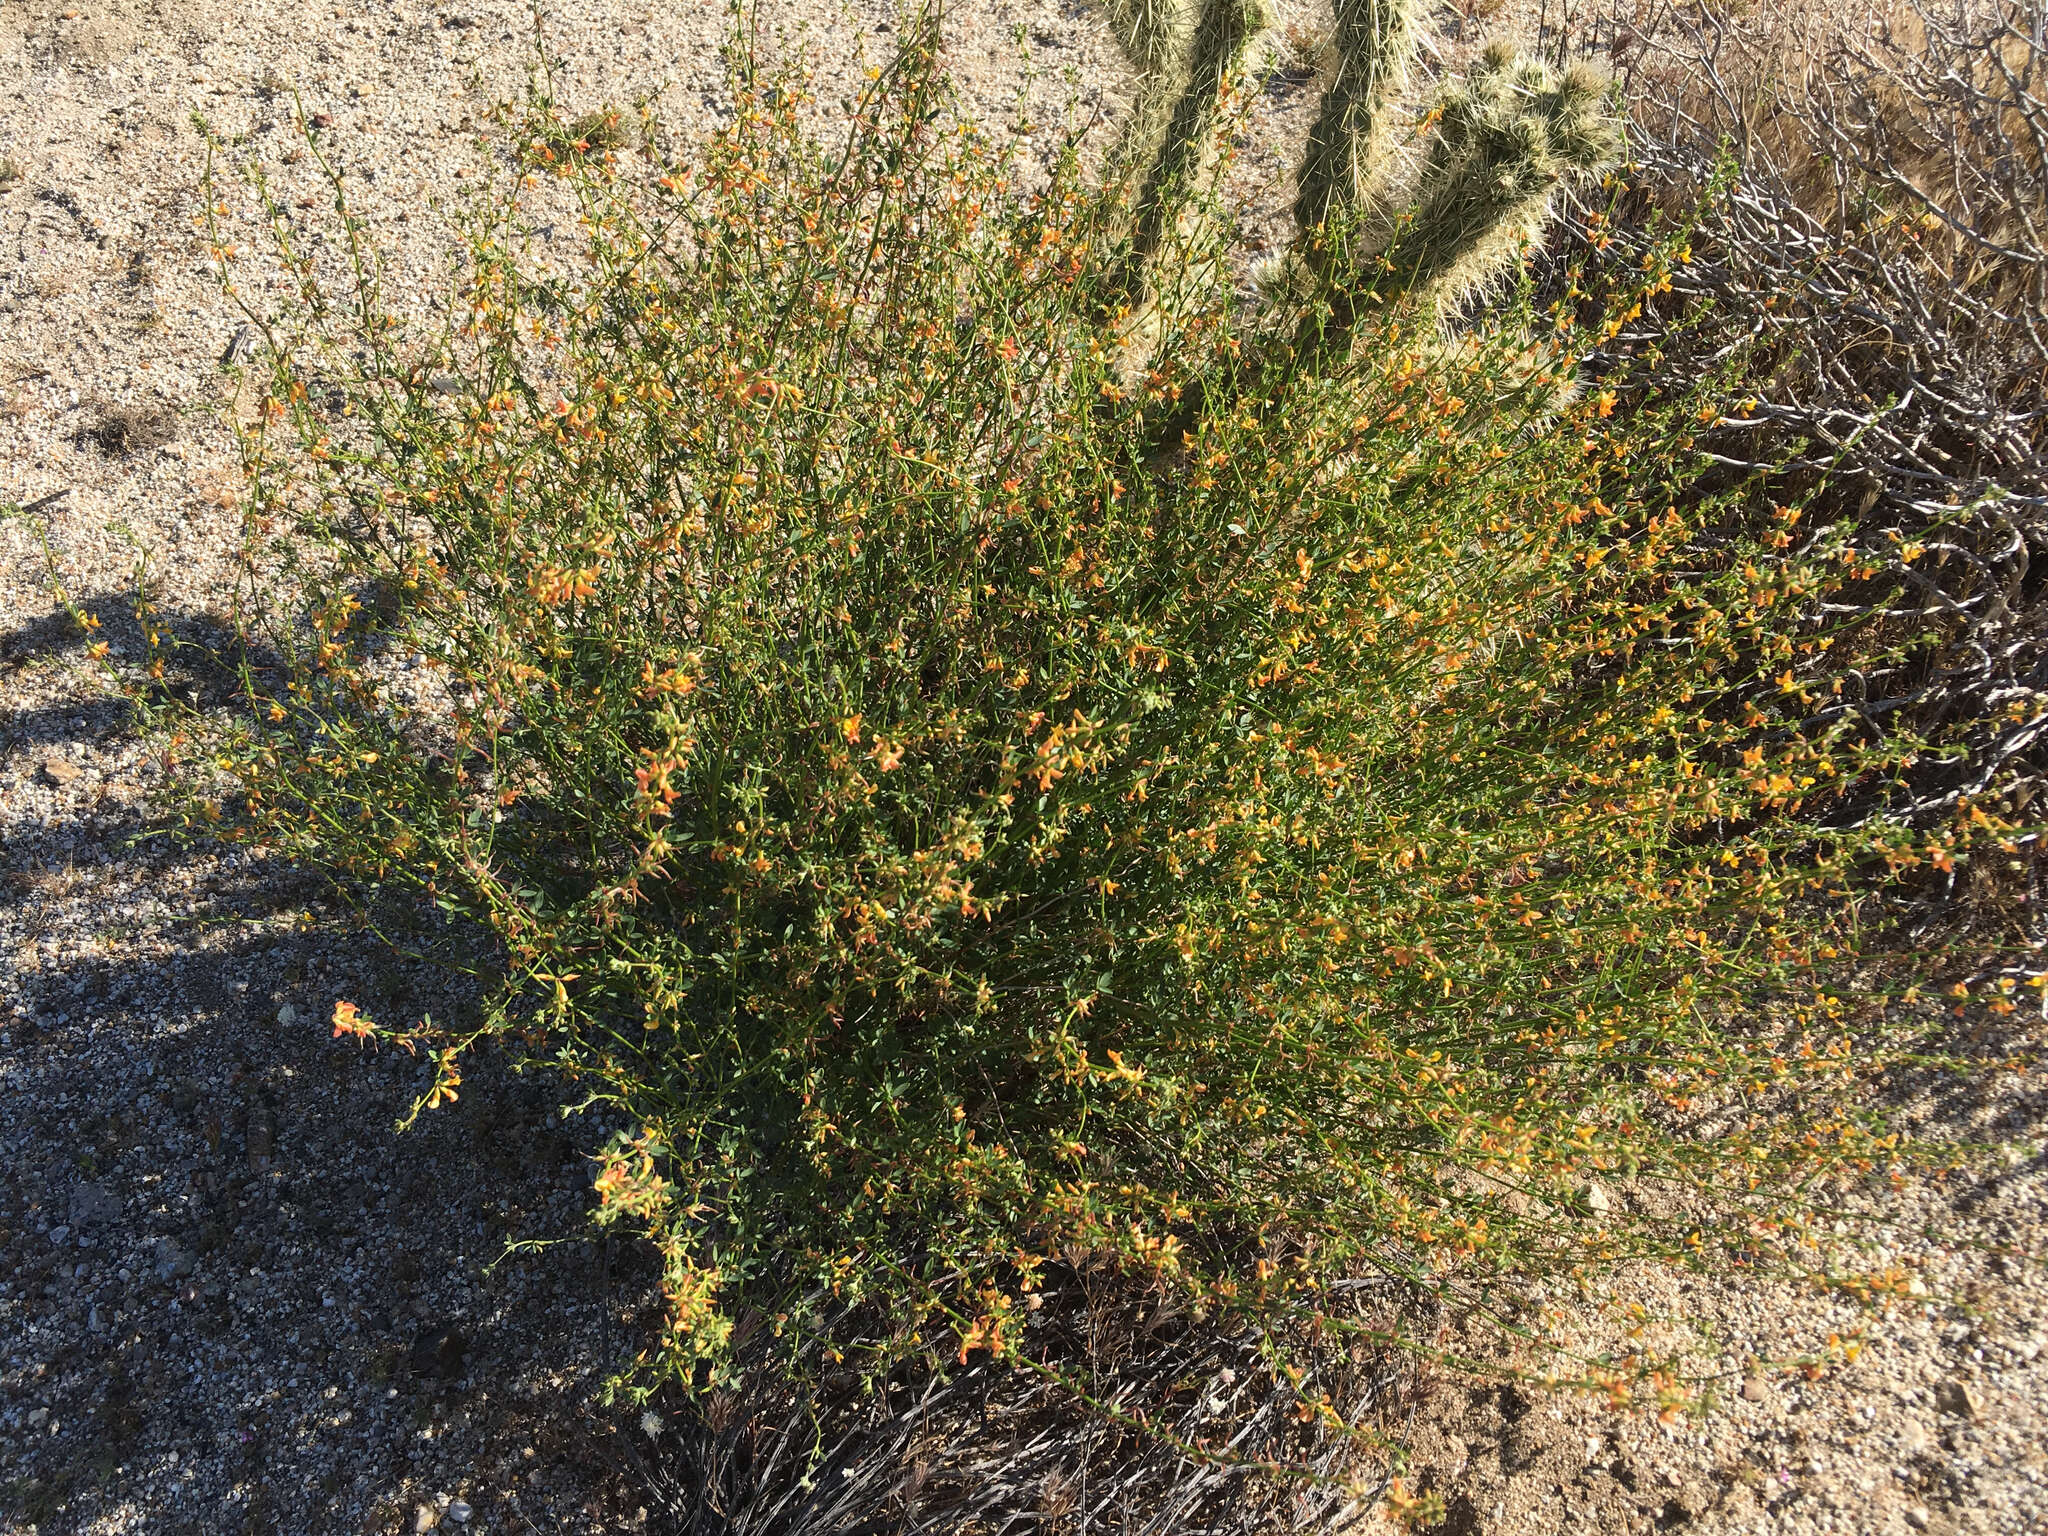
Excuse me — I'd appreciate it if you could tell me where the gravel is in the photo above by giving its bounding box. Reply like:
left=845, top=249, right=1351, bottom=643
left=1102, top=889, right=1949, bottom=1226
left=0, top=777, right=665, bottom=1533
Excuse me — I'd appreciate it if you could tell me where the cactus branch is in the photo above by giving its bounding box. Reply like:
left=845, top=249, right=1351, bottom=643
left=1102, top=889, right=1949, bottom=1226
left=1123, top=0, right=1269, bottom=283
left=1102, top=0, right=1194, bottom=79
left=1100, top=0, right=1197, bottom=185
left=1293, top=0, right=1427, bottom=236
left=1379, top=52, right=1622, bottom=311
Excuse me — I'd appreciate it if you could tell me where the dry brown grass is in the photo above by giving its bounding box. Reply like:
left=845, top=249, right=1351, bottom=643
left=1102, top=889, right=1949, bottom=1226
left=602, top=1267, right=1423, bottom=1536
left=77, top=399, right=178, bottom=456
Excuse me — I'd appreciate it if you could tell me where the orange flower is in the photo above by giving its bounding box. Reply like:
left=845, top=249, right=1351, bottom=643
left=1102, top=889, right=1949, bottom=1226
left=529, top=564, right=599, bottom=605
left=640, top=660, right=698, bottom=697
left=424, top=1048, right=462, bottom=1109
left=634, top=752, right=683, bottom=817
left=331, top=999, right=374, bottom=1042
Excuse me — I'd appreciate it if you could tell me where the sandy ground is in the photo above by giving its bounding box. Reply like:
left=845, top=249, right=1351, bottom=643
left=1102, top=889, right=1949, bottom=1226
left=2, top=0, right=2046, bottom=1532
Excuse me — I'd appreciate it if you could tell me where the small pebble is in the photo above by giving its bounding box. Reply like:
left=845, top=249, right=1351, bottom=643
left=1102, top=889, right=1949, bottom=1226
left=1935, top=1380, right=1984, bottom=1421
left=446, top=1499, right=473, bottom=1524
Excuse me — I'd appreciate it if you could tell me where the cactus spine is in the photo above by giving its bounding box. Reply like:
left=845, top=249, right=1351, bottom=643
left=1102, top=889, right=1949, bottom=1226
left=1121, top=0, right=1269, bottom=285
left=1085, top=0, right=1620, bottom=443
left=1100, top=0, right=1196, bottom=186
left=1293, top=0, right=1426, bottom=237
left=1385, top=48, right=1621, bottom=311
left=1102, top=0, right=1194, bottom=77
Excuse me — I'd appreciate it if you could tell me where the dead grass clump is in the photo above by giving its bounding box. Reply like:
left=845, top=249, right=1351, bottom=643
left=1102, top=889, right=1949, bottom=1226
left=606, top=1269, right=1422, bottom=1536
left=78, top=400, right=176, bottom=456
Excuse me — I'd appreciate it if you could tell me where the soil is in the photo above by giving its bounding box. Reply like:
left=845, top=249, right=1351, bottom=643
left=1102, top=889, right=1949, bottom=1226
left=2, top=0, right=2044, bottom=1532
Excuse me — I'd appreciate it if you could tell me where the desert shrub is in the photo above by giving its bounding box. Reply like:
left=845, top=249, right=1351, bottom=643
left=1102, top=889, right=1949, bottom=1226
left=1572, top=0, right=2048, bottom=886
left=156, top=3, right=2022, bottom=1411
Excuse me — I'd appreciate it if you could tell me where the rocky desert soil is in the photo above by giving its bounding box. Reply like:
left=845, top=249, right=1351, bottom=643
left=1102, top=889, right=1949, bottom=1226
left=2, top=0, right=2045, bottom=1531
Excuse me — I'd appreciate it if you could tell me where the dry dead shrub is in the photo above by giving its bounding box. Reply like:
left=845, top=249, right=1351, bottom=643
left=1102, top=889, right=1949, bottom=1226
left=1609, top=0, right=2045, bottom=315
left=1558, top=0, right=2048, bottom=957
left=78, top=400, right=177, bottom=456
left=604, top=1267, right=1424, bottom=1536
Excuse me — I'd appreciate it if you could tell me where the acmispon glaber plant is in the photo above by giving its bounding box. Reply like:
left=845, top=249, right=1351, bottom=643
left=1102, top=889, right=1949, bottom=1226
left=175, top=2, right=2020, bottom=1407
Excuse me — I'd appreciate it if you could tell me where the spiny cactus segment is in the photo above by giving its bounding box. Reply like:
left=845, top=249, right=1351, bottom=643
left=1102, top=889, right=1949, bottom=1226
left=1092, top=0, right=1621, bottom=336
left=1102, top=0, right=1195, bottom=82
left=1383, top=48, right=1621, bottom=310
left=1100, top=0, right=1197, bottom=182
left=1293, top=0, right=1426, bottom=237
left=1123, top=0, right=1270, bottom=281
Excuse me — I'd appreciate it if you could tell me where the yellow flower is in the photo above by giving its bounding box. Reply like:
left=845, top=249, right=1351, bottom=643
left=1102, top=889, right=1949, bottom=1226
left=424, top=1049, right=462, bottom=1109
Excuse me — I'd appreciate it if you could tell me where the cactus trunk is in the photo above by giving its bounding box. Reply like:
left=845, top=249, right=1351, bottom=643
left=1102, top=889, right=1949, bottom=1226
left=1123, top=0, right=1268, bottom=284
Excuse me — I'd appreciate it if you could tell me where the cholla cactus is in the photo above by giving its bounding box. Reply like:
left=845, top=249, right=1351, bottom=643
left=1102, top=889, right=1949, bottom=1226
left=1102, top=0, right=1194, bottom=83
left=1100, top=0, right=1197, bottom=182
left=1092, top=0, right=1618, bottom=380
left=1382, top=47, right=1622, bottom=310
left=1293, top=0, right=1426, bottom=235
left=1100, top=0, right=1268, bottom=375
left=1123, top=0, right=1270, bottom=279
